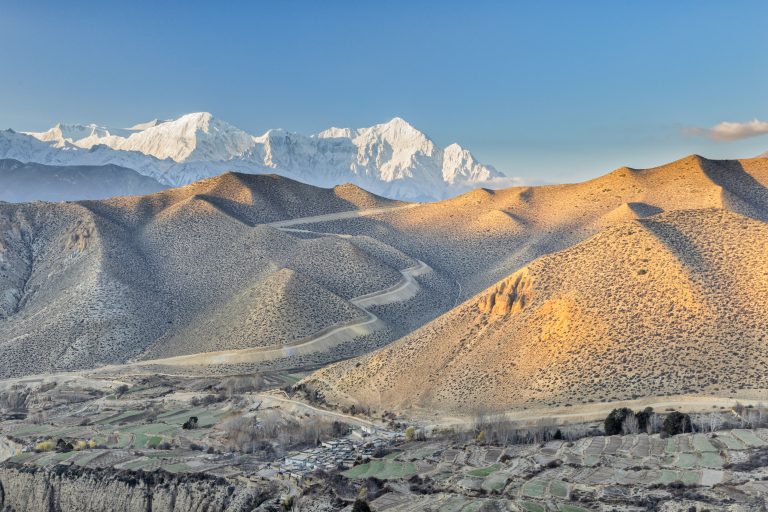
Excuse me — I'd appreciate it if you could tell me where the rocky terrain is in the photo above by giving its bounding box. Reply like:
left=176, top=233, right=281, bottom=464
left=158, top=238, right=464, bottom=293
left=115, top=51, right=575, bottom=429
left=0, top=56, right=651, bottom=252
left=0, top=464, right=276, bottom=512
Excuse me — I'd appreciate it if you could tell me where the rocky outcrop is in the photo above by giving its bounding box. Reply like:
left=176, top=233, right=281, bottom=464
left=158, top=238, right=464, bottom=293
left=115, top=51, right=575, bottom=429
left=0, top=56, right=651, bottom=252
left=0, top=462, right=277, bottom=512
left=477, top=267, right=532, bottom=316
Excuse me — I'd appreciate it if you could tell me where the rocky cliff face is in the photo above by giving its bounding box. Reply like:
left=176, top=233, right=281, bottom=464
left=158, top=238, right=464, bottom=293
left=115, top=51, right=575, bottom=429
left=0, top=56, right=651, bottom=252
left=477, top=267, right=533, bottom=316
left=0, top=463, right=277, bottom=512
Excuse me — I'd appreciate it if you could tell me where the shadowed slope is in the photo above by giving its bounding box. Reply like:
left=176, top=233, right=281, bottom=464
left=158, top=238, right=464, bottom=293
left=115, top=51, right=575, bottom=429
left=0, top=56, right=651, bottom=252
left=0, top=173, right=410, bottom=377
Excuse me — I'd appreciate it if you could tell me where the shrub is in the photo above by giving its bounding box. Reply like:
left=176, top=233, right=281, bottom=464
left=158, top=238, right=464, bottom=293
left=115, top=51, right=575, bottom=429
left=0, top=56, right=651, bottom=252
left=404, top=426, right=415, bottom=442
left=604, top=408, right=633, bottom=435
left=34, top=439, right=55, bottom=452
left=663, top=412, right=691, bottom=436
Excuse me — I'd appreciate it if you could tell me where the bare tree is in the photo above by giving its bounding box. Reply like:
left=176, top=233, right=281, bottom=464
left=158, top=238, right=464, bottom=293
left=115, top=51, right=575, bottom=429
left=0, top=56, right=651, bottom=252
left=622, top=412, right=639, bottom=435
left=647, top=413, right=662, bottom=434
left=708, top=412, right=723, bottom=433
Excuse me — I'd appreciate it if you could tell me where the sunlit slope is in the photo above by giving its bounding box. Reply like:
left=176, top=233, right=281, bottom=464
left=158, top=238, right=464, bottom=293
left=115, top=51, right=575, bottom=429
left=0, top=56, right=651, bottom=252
left=304, top=208, right=768, bottom=413
left=303, top=155, right=768, bottom=298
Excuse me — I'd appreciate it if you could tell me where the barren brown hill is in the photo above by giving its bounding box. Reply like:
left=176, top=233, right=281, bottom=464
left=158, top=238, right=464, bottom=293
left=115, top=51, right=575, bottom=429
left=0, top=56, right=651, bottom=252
left=303, top=208, right=768, bottom=414
left=0, top=174, right=419, bottom=377
left=295, top=155, right=768, bottom=298
left=3, top=157, right=768, bottom=379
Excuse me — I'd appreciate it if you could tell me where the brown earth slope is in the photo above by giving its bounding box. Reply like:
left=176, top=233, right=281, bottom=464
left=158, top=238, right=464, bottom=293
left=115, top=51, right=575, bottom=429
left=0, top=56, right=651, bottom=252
left=0, top=174, right=412, bottom=377
left=303, top=208, right=768, bottom=414
left=3, top=157, right=768, bottom=379
left=296, top=155, right=768, bottom=298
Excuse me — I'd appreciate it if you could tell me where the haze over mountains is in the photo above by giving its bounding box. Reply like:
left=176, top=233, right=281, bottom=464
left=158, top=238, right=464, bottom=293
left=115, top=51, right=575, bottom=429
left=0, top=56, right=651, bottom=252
left=0, top=159, right=166, bottom=202
left=0, top=113, right=506, bottom=201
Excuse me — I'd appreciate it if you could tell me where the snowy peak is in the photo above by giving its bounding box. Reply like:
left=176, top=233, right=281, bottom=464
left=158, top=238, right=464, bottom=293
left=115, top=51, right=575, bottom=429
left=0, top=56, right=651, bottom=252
left=26, top=112, right=257, bottom=163
left=316, top=126, right=358, bottom=139
left=26, top=123, right=129, bottom=148
left=4, top=113, right=509, bottom=201
left=442, top=142, right=499, bottom=184
left=115, top=112, right=257, bottom=162
left=128, top=118, right=168, bottom=130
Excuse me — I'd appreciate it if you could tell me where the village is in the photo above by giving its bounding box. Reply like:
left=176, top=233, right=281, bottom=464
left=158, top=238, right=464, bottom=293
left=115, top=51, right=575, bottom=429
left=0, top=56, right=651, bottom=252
left=279, top=425, right=403, bottom=479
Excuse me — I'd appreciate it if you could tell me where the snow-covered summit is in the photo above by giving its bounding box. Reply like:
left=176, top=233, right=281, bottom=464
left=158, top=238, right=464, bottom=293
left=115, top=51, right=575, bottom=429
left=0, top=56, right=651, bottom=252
left=7, top=113, right=508, bottom=201
left=27, top=112, right=257, bottom=163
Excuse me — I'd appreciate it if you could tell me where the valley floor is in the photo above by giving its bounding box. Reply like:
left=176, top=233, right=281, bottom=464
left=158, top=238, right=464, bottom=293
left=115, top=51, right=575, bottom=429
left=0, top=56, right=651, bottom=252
left=3, top=370, right=768, bottom=510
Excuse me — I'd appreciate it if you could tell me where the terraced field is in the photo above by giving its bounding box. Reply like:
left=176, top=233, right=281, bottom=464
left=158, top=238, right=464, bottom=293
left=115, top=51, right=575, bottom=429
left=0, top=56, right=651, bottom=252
left=347, top=429, right=768, bottom=510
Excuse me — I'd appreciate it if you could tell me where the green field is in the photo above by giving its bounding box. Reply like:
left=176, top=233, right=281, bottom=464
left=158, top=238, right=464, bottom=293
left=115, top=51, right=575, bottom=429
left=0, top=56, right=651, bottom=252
left=692, top=435, right=717, bottom=452
left=550, top=480, right=569, bottom=499
left=675, top=453, right=698, bottom=468
left=521, top=478, right=548, bottom=498
left=162, top=462, right=192, bottom=473
left=481, top=472, right=508, bottom=492
left=72, top=450, right=104, bottom=467
left=732, top=430, right=766, bottom=448
left=699, top=452, right=724, bottom=468
left=716, top=434, right=744, bottom=450
left=519, top=501, right=545, bottom=512
left=466, top=463, right=501, bottom=477
left=343, top=460, right=417, bottom=480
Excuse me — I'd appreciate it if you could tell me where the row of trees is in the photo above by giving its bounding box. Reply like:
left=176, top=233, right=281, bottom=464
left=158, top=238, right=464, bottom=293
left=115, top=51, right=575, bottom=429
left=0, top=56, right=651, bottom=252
left=431, top=404, right=768, bottom=448
left=605, top=405, right=768, bottom=437
left=605, top=407, right=693, bottom=436
left=221, top=409, right=349, bottom=457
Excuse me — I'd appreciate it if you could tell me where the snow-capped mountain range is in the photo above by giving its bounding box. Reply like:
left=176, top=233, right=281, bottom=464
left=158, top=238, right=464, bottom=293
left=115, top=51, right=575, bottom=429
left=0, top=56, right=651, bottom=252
left=0, top=112, right=510, bottom=200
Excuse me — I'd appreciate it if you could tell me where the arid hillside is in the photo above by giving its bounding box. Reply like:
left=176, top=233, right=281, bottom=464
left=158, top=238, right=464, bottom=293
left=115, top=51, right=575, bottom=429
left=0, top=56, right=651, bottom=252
left=0, top=174, right=425, bottom=377
left=2, top=156, right=768, bottom=379
left=304, top=208, right=768, bottom=413
left=296, top=155, right=768, bottom=298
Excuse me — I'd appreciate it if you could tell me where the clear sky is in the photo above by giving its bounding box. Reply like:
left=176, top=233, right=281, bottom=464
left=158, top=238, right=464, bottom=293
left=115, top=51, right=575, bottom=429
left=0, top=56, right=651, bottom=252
left=1, top=0, right=766, bottom=183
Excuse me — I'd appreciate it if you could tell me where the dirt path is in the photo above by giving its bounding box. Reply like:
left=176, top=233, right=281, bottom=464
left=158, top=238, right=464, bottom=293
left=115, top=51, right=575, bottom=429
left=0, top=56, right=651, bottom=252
left=266, top=203, right=419, bottom=228
left=121, top=210, right=432, bottom=369
left=416, top=393, right=768, bottom=429
left=129, top=260, right=429, bottom=368
left=260, top=391, right=379, bottom=430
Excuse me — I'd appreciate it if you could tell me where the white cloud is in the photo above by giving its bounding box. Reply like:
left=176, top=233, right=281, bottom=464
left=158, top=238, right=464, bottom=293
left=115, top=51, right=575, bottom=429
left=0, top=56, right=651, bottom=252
left=686, top=119, right=768, bottom=141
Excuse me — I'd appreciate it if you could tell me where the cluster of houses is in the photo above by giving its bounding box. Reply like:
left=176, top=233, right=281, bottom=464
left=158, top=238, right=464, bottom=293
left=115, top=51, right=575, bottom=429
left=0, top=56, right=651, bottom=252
left=280, top=426, right=402, bottom=479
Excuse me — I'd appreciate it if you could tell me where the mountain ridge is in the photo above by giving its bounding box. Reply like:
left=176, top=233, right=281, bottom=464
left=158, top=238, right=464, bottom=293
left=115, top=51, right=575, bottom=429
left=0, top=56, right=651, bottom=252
left=0, top=158, right=167, bottom=203
left=10, top=113, right=506, bottom=201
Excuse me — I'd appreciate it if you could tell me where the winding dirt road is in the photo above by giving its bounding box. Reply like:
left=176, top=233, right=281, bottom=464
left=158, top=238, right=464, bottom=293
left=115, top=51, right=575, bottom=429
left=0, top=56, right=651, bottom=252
left=266, top=203, right=419, bottom=229
left=127, top=206, right=431, bottom=369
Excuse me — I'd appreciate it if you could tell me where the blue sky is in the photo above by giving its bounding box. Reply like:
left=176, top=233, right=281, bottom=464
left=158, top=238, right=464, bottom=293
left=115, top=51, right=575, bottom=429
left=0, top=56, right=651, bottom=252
left=1, top=0, right=766, bottom=183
